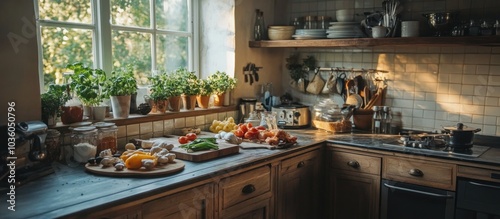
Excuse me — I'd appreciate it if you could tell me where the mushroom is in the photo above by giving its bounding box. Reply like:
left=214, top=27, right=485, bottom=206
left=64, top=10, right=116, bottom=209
left=114, top=162, right=125, bottom=171
left=141, top=159, right=155, bottom=170
left=166, top=153, right=176, bottom=163
left=125, top=143, right=136, bottom=150
left=100, top=157, right=115, bottom=168
left=157, top=155, right=170, bottom=164
left=99, top=149, right=113, bottom=158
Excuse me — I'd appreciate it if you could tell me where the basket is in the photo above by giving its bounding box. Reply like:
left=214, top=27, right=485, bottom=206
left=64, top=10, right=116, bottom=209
left=312, top=120, right=352, bottom=133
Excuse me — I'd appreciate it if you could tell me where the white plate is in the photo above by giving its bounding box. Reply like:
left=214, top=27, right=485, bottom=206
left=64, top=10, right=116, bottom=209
left=293, top=35, right=326, bottom=39
left=329, top=22, right=360, bottom=26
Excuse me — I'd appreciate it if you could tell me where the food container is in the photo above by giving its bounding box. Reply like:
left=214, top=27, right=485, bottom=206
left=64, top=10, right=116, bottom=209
left=45, top=129, right=61, bottom=162
left=94, top=122, right=118, bottom=154
left=71, top=126, right=98, bottom=163
left=442, top=123, right=481, bottom=148
left=271, top=104, right=310, bottom=129
left=313, top=120, right=352, bottom=133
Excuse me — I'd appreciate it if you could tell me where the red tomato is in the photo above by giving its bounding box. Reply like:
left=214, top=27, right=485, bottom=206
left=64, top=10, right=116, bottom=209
left=239, top=124, right=248, bottom=133
left=248, top=127, right=259, bottom=134
left=186, top=133, right=197, bottom=141
left=246, top=123, right=253, bottom=129
left=178, top=136, right=189, bottom=144
left=255, top=126, right=266, bottom=131
left=234, top=129, right=244, bottom=138
left=244, top=131, right=256, bottom=139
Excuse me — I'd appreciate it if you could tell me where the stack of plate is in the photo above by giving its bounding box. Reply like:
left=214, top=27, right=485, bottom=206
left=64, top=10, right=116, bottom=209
left=293, top=29, right=327, bottom=39
left=326, top=22, right=365, bottom=38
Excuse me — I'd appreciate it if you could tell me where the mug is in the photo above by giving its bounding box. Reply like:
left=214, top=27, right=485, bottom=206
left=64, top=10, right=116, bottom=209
left=401, top=21, right=419, bottom=37
left=372, top=26, right=390, bottom=38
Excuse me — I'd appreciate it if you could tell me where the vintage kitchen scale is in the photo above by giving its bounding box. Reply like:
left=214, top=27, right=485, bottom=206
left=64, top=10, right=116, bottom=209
left=0, top=121, right=54, bottom=188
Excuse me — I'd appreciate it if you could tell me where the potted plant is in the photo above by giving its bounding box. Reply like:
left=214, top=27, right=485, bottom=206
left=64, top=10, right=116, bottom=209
left=103, top=65, right=138, bottom=119
left=286, top=54, right=316, bottom=92
left=41, top=84, right=71, bottom=126
left=148, top=73, right=169, bottom=114
left=176, top=68, right=200, bottom=110
left=207, top=71, right=237, bottom=106
left=164, top=70, right=185, bottom=112
left=66, top=62, right=107, bottom=119
left=196, top=79, right=214, bottom=109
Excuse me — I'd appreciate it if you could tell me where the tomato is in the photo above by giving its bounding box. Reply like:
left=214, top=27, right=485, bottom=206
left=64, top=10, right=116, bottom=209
left=246, top=123, right=253, bottom=129
left=234, top=129, right=244, bottom=138
left=244, top=131, right=257, bottom=139
left=255, top=126, right=266, bottom=131
left=239, top=124, right=248, bottom=133
left=186, top=133, right=197, bottom=141
left=178, top=136, right=189, bottom=144
left=248, top=127, right=259, bottom=134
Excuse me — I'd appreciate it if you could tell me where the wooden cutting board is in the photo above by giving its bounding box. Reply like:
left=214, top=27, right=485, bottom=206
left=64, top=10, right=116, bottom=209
left=151, top=136, right=240, bottom=162
left=85, top=160, right=185, bottom=177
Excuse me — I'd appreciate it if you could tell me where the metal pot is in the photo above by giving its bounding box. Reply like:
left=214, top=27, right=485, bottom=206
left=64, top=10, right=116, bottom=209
left=271, top=104, right=310, bottom=129
left=442, top=123, right=481, bottom=148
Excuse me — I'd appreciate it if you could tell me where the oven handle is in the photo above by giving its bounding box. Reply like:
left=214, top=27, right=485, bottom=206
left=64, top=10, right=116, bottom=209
left=383, top=183, right=454, bottom=198
left=469, top=181, right=500, bottom=190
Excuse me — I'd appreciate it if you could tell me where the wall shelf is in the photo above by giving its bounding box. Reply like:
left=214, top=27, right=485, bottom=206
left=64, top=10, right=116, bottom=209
left=249, top=36, right=500, bottom=48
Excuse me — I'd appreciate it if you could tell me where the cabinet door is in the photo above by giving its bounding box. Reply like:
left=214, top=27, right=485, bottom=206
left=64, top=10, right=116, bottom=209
left=277, top=149, right=321, bottom=219
left=328, top=172, right=380, bottom=219
left=221, top=198, right=272, bottom=219
left=142, top=183, right=214, bottom=219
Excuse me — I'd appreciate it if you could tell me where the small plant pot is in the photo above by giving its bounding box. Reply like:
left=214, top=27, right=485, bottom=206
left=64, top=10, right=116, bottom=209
left=150, top=99, right=167, bottom=114
left=43, top=114, right=57, bottom=127
left=182, top=95, right=197, bottom=110
left=196, top=95, right=210, bottom=109
left=110, top=95, right=131, bottom=119
left=213, top=93, right=225, bottom=107
left=92, top=106, right=107, bottom=122
left=168, top=96, right=182, bottom=112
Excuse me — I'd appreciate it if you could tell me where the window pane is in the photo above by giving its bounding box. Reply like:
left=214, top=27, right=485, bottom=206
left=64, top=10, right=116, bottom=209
left=38, top=0, right=92, bottom=23
left=112, top=31, right=152, bottom=85
left=111, top=0, right=150, bottom=28
left=156, top=34, right=188, bottom=72
left=41, top=27, right=93, bottom=88
left=156, top=0, right=188, bottom=31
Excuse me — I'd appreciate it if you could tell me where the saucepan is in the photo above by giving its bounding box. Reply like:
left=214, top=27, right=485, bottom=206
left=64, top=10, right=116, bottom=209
left=442, top=123, right=481, bottom=148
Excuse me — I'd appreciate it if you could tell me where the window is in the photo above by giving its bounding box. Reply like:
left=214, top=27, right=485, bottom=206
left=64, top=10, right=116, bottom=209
left=35, top=0, right=197, bottom=90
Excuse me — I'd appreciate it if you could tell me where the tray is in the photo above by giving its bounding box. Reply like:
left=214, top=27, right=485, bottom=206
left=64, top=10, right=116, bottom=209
left=85, top=160, right=185, bottom=177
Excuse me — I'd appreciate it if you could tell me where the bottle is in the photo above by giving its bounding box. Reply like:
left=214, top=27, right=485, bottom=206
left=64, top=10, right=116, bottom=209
left=254, top=9, right=262, bottom=41
left=495, top=20, right=500, bottom=36
left=371, top=106, right=381, bottom=134
left=382, top=106, right=392, bottom=134
left=259, top=11, right=267, bottom=40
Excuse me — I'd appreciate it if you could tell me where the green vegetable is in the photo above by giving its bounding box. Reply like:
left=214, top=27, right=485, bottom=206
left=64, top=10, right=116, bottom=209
left=179, top=138, right=219, bottom=152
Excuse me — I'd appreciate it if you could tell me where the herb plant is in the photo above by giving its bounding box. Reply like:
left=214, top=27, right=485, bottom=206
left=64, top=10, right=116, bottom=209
left=66, top=62, right=107, bottom=106
left=207, top=71, right=237, bottom=95
left=41, top=84, right=71, bottom=122
left=103, top=64, right=138, bottom=96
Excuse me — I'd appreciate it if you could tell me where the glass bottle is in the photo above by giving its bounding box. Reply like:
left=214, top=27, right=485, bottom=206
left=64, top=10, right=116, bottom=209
left=317, top=16, right=331, bottom=29
left=304, top=16, right=317, bottom=29
left=371, top=106, right=381, bottom=134
left=292, top=17, right=303, bottom=29
left=469, top=19, right=480, bottom=36
left=260, top=11, right=267, bottom=40
left=254, top=9, right=263, bottom=41
left=495, top=20, right=500, bottom=36
left=382, top=106, right=392, bottom=134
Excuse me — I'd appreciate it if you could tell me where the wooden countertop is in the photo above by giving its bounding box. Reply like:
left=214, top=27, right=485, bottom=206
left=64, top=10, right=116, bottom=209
left=1, top=130, right=498, bottom=218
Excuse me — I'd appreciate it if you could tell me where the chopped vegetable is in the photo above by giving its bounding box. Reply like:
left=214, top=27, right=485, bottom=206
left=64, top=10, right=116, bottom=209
left=179, top=138, right=219, bottom=152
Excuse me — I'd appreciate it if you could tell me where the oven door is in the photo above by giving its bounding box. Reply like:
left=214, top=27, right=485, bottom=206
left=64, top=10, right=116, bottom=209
left=381, top=179, right=455, bottom=219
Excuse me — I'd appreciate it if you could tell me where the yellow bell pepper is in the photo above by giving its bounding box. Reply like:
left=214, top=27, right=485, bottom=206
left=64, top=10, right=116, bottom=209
left=125, top=154, right=157, bottom=170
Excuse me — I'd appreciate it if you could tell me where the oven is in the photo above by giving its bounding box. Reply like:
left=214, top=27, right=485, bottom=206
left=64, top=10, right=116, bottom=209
left=381, top=179, right=455, bottom=219
left=455, top=178, right=500, bottom=218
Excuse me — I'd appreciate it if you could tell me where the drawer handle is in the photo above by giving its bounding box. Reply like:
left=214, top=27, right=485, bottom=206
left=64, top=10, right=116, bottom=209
left=242, top=184, right=256, bottom=194
left=409, top=168, right=424, bottom=177
left=297, top=161, right=305, bottom=168
left=347, top=160, right=360, bottom=168
left=469, top=181, right=500, bottom=190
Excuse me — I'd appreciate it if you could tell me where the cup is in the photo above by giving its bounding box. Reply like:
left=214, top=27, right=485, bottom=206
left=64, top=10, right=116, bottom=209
left=336, top=9, right=355, bottom=22
left=401, top=21, right=419, bottom=37
left=372, top=26, right=390, bottom=38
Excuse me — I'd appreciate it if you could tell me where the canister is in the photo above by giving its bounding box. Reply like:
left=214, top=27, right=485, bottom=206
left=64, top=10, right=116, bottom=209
left=95, top=122, right=118, bottom=154
left=71, top=126, right=97, bottom=163
left=45, top=129, right=61, bottom=162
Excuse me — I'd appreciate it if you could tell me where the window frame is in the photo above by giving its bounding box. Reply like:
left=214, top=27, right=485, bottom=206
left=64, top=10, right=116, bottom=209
left=35, top=0, right=199, bottom=92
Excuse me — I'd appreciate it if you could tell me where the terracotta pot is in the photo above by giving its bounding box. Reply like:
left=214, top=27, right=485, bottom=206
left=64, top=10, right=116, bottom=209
left=61, top=105, right=83, bottom=124
left=213, top=93, right=225, bottom=106
left=110, top=95, right=131, bottom=119
left=196, top=95, right=210, bottom=109
left=150, top=99, right=168, bottom=114
left=182, top=95, right=197, bottom=110
left=168, top=96, right=182, bottom=112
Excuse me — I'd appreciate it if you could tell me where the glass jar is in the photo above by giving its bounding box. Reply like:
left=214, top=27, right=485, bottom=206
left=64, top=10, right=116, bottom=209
left=304, top=16, right=317, bottom=29
left=71, top=126, right=98, bottom=163
left=291, top=17, right=303, bottom=29
left=317, top=16, right=331, bottom=29
left=45, top=129, right=61, bottom=163
left=95, top=122, right=118, bottom=154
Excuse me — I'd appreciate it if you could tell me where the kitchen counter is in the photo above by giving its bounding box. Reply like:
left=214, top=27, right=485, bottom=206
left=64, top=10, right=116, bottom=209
left=1, top=130, right=499, bottom=218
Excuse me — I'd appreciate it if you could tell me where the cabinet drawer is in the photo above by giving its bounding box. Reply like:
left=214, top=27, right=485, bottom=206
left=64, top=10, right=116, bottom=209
left=281, top=149, right=320, bottom=175
left=383, top=157, right=456, bottom=191
left=220, top=165, right=271, bottom=210
left=457, top=165, right=500, bottom=184
left=331, top=150, right=381, bottom=175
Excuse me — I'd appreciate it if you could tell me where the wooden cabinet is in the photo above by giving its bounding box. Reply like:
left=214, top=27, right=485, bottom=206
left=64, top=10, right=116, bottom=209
left=383, top=156, right=456, bottom=191
left=276, top=149, right=322, bottom=219
left=218, top=165, right=273, bottom=219
left=142, top=184, right=214, bottom=219
left=327, top=147, right=381, bottom=219
left=91, top=205, right=143, bottom=219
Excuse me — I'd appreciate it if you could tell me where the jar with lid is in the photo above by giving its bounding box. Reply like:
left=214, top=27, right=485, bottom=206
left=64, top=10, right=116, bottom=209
left=45, top=129, right=61, bottom=163
left=94, top=122, right=118, bottom=154
left=71, top=126, right=98, bottom=163
left=304, top=16, right=317, bottom=29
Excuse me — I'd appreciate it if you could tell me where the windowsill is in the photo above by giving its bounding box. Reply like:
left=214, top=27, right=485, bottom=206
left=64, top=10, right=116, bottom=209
left=51, top=105, right=238, bottom=131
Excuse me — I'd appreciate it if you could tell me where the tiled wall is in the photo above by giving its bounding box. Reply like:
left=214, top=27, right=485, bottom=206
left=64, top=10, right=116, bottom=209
left=284, top=0, right=500, bottom=136
left=59, top=111, right=238, bottom=151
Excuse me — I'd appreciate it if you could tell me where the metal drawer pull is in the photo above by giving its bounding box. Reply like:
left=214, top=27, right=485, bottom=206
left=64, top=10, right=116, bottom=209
left=469, top=181, right=500, bottom=190
left=297, top=161, right=305, bottom=168
left=409, top=168, right=424, bottom=177
left=383, top=183, right=454, bottom=198
left=242, top=184, right=256, bottom=194
left=347, top=160, right=360, bottom=168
